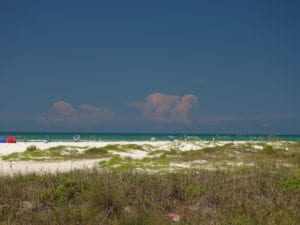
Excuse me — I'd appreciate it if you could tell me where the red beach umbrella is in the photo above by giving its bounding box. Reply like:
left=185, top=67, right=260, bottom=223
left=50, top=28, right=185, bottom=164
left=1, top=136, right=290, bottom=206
left=6, top=136, right=16, bottom=143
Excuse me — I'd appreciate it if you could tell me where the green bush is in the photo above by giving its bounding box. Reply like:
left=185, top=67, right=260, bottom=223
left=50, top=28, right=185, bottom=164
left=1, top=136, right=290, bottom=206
left=84, top=147, right=109, bottom=155
left=263, top=145, right=277, bottom=154
left=26, top=145, right=39, bottom=152
left=279, top=177, right=300, bottom=191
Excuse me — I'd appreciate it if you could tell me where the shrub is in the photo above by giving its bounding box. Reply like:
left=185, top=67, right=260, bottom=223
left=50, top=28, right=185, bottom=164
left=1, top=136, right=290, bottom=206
left=279, top=177, right=300, bottom=191
left=26, top=145, right=39, bottom=152
left=263, top=145, right=277, bottom=154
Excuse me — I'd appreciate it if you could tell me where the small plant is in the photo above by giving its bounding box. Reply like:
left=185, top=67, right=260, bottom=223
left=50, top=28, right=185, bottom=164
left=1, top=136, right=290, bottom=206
left=279, top=177, right=300, bottom=191
left=84, top=147, right=109, bottom=155
left=39, top=176, right=86, bottom=206
left=26, top=145, right=39, bottom=152
left=263, top=145, right=277, bottom=154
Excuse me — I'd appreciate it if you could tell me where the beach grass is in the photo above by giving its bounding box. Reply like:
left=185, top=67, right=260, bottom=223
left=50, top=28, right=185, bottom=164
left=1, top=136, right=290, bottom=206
left=1, top=144, right=154, bottom=161
left=1, top=142, right=299, bottom=172
left=0, top=166, right=299, bottom=224
left=96, top=142, right=300, bottom=172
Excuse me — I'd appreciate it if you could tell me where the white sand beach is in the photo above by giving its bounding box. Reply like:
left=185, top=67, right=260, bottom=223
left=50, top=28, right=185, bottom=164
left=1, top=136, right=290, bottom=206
left=0, top=141, right=216, bottom=174
left=0, top=140, right=284, bottom=175
left=0, top=140, right=236, bottom=155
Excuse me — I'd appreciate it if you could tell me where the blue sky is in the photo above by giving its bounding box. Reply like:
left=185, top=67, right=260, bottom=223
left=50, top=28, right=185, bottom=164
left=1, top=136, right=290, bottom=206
left=0, top=0, right=299, bottom=133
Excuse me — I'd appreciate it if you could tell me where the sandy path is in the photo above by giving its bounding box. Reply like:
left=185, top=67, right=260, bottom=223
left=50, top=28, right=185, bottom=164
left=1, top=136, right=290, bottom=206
left=0, top=159, right=104, bottom=175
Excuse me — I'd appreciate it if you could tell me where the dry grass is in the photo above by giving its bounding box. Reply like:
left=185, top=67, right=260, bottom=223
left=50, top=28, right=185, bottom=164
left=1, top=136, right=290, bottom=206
left=0, top=166, right=299, bottom=225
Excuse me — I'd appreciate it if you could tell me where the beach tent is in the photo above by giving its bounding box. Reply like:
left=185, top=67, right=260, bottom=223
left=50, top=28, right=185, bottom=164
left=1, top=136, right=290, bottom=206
left=6, top=136, right=16, bottom=143
left=0, top=137, right=6, bottom=143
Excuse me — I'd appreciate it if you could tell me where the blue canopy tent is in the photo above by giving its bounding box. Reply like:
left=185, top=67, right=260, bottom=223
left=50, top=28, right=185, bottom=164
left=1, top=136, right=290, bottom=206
left=0, top=137, right=6, bottom=143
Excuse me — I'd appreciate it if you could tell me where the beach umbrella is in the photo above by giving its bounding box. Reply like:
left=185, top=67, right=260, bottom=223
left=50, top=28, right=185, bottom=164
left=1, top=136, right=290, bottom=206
left=6, top=136, right=16, bottom=143
left=0, top=137, right=6, bottom=143
left=73, top=135, right=80, bottom=142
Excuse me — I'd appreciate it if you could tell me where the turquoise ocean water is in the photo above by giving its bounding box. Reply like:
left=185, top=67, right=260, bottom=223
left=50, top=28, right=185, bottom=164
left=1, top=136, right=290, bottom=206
left=0, top=133, right=299, bottom=142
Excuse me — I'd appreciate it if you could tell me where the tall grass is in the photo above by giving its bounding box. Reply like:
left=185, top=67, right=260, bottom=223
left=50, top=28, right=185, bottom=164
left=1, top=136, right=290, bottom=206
left=0, top=166, right=299, bottom=225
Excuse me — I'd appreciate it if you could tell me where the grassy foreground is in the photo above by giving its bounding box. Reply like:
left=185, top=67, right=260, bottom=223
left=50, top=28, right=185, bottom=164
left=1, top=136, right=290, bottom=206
left=0, top=142, right=299, bottom=224
left=0, top=166, right=299, bottom=225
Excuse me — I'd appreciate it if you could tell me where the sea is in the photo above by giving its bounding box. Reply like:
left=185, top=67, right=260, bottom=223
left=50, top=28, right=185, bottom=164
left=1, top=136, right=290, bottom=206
left=0, top=132, right=299, bottom=142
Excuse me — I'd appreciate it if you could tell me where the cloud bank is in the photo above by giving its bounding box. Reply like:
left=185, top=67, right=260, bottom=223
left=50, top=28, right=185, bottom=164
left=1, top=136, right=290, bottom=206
left=52, top=101, right=77, bottom=116
left=40, top=101, right=114, bottom=126
left=133, top=93, right=198, bottom=124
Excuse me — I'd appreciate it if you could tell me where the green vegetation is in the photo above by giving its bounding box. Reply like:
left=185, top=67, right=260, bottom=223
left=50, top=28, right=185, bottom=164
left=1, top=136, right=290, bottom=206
left=2, top=145, right=81, bottom=161
left=95, top=142, right=299, bottom=172
left=98, top=155, right=170, bottom=171
left=1, top=144, right=155, bottom=161
left=279, top=177, right=300, bottom=191
left=1, top=142, right=299, bottom=172
left=0, top=141, right=299, bottom=224
left=25, top=145, right=39, bottom=152
left=0, top=167, right=299, bottom=224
